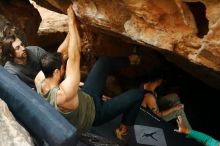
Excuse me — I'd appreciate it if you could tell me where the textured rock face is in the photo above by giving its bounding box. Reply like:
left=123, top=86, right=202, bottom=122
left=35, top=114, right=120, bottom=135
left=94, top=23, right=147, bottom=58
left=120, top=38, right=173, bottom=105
left=0, top=15, right=9, bottom=40
left=0, top=99, right=34, bottom=146
left=31, top=0, right=220, bottom=89
left=79, top=0, right=197, bottom=50
left=71, top=0, right=217, bottom=69
left=30, top=1, right=68, bottom=34
left=0, top=0, right=41, bottom=44
left=34, top=0, right=70, bottom=13
left=194, top=1, right=220, bottom=69
left=1, top=0, right=220, bottom=89
left=30, top=1, right=68, bottom=52
left=37, top=0, right=197, bottom=50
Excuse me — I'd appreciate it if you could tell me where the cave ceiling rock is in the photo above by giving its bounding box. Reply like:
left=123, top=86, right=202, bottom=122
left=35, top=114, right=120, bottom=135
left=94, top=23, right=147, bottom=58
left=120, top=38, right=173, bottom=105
left=0, top=0, right=42, bottom=44
left=2, top=0, right=220, bottom=89
left=34, top=0, right=202, bottom=61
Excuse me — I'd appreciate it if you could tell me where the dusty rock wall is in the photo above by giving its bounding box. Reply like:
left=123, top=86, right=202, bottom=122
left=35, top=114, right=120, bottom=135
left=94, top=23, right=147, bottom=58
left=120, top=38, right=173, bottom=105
left=0, top=0, right=41, bottom=44
left=72, top=0, right=220, bottom=89
left=0, top=99, right=34, bottom=146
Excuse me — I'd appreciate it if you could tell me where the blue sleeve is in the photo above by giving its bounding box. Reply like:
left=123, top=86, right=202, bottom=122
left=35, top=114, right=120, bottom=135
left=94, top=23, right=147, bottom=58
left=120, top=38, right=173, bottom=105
left=186, top=130, right=220, bottom=146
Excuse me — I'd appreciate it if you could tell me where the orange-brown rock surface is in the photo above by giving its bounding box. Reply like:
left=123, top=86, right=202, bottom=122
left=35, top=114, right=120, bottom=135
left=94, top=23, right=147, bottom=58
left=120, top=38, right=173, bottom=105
left=32, top=0, right=220, bottom=89
left=0, top=0, right=41, bottom=44
left=71, top=0, right=220, bottom=72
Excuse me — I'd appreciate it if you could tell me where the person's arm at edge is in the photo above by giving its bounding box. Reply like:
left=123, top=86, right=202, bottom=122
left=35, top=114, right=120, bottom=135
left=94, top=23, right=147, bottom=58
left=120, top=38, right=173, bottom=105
left=175, top=116, right=220, bottom=146
left=187, top=130, right=220, bottom=146
left=57, top=33, right=70, bottom=61
left=57, top=5, right=81, bottom=110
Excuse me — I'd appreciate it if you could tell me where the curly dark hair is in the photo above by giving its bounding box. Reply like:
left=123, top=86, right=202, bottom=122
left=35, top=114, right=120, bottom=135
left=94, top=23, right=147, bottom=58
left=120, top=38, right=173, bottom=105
left=0, top=23, right=27, bottom=65
left=0, top=35, right=16, bottom=64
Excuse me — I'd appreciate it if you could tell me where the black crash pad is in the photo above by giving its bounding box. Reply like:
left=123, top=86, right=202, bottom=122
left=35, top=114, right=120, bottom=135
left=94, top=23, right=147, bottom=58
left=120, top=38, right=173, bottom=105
left=87, top=108, right=203, bottom=146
